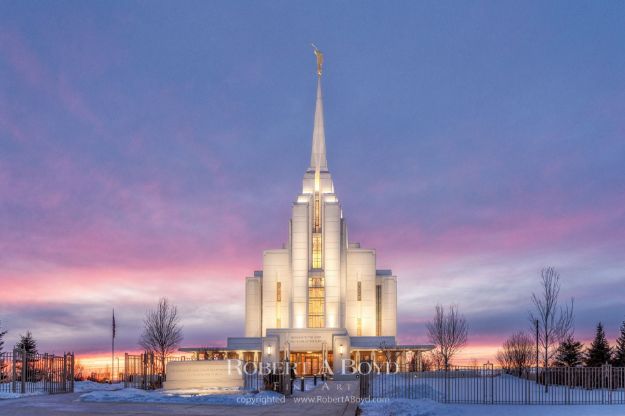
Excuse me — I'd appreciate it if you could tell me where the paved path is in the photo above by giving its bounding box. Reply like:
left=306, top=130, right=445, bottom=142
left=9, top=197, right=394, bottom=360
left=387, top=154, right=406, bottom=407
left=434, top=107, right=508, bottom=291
left=0, top=380, right=360, bottom=416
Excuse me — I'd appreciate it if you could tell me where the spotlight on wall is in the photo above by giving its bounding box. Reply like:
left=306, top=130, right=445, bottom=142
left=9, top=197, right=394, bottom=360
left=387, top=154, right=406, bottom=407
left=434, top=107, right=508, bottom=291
left=339, top=344, right=344, bottom=354
left=267, top=345, right=272, bottom=355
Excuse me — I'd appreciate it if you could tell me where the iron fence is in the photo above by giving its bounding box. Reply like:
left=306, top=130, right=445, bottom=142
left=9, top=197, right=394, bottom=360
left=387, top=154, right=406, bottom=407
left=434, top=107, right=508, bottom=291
left=360, top=363, right=625, bottom=405
left=123, top=352, right=187, bottom=389
left=242, top=361, right=292, bottom=395
left=0, top=349, right=74, bottom=395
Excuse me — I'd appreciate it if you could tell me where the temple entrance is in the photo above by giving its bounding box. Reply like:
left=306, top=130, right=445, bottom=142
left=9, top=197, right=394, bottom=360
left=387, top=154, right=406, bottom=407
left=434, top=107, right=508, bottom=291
left=292, top=352, right=323, bottom=376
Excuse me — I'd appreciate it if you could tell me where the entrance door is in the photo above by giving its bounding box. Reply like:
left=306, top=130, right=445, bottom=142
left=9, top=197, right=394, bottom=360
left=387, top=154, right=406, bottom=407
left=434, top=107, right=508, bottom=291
left=305, top=355, right=319, bottom=375
left=294, top=352, right=322, bottom=376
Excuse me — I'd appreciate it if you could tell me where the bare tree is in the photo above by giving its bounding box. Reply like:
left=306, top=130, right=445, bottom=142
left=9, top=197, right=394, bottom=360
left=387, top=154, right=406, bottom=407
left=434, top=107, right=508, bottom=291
left=426, top=304, right=468, bottom=369
left=528, top=267, right=574, bottom=369
left=429, top=350, right=444, bottom=370
left=377, top=340, right=393, bottom=363
left=74, top=359, right=86, bottom=381
left=496, top=331, right=534, bottom=376
left=139, top=297, right=183, bottom=379
left=419, top=352, right=435, bottom=371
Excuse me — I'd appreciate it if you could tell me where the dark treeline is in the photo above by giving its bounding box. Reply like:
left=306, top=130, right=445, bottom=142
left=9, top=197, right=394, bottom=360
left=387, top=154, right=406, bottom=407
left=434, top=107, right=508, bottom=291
left=497, top=266, right=625, bottom=371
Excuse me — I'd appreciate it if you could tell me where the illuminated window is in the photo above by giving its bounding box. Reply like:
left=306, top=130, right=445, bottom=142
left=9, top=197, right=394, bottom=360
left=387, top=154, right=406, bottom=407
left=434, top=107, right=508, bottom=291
left=311, top=193, right=322, bottom=269
left=376, top=285, right=382, bottom=336
left=357, top=318, right=362, bottom=336
left=276, top=282, right=281, bottom=302
left=313, top=194, right=321, bottom=233
left=312, top=234, right=322, bottom=269
left=308, top=276, right=325, bottom=328
left=357, top=281, right=362, bottom=301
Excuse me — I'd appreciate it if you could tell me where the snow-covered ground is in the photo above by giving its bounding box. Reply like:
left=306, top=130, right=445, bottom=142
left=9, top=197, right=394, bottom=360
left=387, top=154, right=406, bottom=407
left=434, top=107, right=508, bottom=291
left=369, top=372, right=625, bottom=404
left=0, top=391, right=45, bottom=400
left=292, top=377, right=322, bottom=394
left=362, top=374, right=625, bottom=416
left=80, top=387, right=285, bottom=406
left=0, top=381, right=49, bottom=400
left=74, top=381, right=124, bottom=392
left=360, top=399, right=625, bottom=416
left=0, top=381, right=123, bottom=399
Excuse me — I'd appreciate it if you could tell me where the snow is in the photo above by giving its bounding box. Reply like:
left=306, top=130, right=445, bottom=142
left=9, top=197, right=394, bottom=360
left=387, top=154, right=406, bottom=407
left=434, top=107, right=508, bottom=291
left=360, top=373, right=625, bottom=415
left=163, top=386, right=245, bottom=394
left=360, top=399, right=625, bottom=416
left=292, top=377, right=322, bottom=394
left=0, top=381, right=122, bottom=399
left=0, top=382, right=47, bottom=400
left=74, top=381, right=124, bottom=392
left=0, top=391, right=45, bottom=400
left=368, top=372, right=625, bottom=404
left=80, top=387, right=285, bottom=406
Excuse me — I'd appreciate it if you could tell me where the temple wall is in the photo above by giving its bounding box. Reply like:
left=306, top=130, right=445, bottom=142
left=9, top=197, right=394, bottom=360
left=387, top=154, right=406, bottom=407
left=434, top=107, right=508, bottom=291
left=262, top=249, right=290, bottom=335
left=290, top=202, right=309, bottom=329
left=244, top=276, right=261, bottom=337
left=324, top=200, right=341, bottom=328
left=345, top=249, right=377, bottom=336
left=382, top=275, right=397, bottom=337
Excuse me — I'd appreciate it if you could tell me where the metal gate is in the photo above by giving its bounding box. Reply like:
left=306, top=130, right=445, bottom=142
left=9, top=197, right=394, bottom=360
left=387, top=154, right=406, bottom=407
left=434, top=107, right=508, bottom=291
left=0, top=349, right=74, bottom=395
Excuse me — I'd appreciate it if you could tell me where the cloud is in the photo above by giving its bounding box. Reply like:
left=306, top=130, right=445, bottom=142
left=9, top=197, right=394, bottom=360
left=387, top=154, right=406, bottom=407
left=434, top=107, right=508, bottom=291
left=1, top=4, right=624, bottom=366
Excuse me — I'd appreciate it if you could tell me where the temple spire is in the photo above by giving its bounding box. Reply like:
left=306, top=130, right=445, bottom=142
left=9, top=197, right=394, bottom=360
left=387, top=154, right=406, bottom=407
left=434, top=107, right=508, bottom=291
left=310, top=45, right=328, bottom=174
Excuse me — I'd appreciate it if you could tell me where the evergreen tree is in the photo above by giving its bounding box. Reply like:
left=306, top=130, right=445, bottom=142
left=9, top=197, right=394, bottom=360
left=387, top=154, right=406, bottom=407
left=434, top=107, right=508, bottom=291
left=15, top=331, right=37, bottom=354
left=0, top=321, right=7, bottom=353
left=613, top=319, right=625, bottom=367
left=585, top=322, right=612, bottom=367
left=553, top=335, right=584, bottom=367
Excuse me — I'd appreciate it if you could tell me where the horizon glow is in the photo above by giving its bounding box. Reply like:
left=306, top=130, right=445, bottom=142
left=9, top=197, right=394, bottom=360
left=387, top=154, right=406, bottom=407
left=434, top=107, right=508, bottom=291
left=1, top=2, right=624, bottom=370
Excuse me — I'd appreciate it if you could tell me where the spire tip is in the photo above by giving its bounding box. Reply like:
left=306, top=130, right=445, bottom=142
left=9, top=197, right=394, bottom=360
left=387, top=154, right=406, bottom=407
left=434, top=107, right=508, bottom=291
left=312, top=44, right=323, bottom=76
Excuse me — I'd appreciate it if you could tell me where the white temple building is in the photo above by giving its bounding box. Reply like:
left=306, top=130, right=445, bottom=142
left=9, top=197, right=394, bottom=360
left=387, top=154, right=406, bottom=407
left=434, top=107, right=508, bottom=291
left=182, top=50, right=432, bottom=376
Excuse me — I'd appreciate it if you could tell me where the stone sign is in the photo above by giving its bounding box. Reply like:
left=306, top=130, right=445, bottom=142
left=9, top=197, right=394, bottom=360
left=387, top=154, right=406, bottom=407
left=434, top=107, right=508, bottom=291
left=286, top=333, right=328, bottom=351
left=162, top=360, right=244, bottom=391
left=265, top=328, right=348, bottom=352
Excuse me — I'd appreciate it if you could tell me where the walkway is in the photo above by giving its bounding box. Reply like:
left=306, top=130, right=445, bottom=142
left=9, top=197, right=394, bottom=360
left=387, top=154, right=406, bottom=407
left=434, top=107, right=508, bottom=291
left=0, top=380, right=359, bottom=416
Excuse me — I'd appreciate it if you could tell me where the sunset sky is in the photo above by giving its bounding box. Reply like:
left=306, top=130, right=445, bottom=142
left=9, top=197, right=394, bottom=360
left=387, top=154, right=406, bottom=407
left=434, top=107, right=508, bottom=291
left=1, top=1, right=624, bottom=370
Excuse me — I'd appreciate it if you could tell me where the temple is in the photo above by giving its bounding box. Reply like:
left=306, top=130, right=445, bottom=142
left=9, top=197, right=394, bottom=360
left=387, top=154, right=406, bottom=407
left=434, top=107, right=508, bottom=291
left=181, top=50, right=432, bottom=376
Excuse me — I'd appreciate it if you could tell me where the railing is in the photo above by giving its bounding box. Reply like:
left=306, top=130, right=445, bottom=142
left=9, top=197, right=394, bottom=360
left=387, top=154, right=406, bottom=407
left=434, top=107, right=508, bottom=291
left=0, top=349, right=74, bottom=395
left=360, top=363, right=625, bottom=405
left=243, top=361, right=292, bottom=395
left=123, top=352, right=186, bottom=390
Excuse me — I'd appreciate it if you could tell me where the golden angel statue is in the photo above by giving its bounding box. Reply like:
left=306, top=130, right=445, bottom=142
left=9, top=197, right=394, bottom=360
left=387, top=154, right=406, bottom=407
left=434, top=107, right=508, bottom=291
left=311, top=44, right=323, bottom=76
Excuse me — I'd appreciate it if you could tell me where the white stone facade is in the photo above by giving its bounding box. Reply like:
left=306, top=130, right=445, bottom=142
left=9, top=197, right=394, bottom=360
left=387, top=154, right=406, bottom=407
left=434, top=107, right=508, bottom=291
left=244, top=76, right=398, bottom=345
left=179, top=64, right=434, bottom=376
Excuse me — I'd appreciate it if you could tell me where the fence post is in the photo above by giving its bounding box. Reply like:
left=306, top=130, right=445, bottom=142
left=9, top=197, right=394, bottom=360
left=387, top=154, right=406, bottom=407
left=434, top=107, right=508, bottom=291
left=70, top=353, right=75, bottom=393
left=21, top=349, right=26, bottom=394
left=490, top=364, right=494, bottom=404
left=482, top=364, right=487, bottom=404
left=62, top=354, right=65, bottom=393
left=566, top=367, right=570, bottom=405
left=43, top=353, right=47, bottom=393
left=124, top=353, right=128, bottom=388
left=12, top=349, right=17, bottom=393
left=444, top=365, right=448, bottom=403
left=605, top=364, right=612, bottom=404
left=525, top=368, right=530, bottom=405
left=62, top=353, right=67, bottom=393
left=142, top=353, right=147, bottom=390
